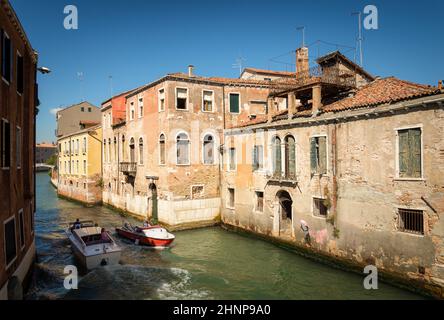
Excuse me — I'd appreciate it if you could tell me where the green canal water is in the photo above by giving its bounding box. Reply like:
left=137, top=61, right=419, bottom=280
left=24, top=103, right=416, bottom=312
left=27, top=172, right=425, bottom=300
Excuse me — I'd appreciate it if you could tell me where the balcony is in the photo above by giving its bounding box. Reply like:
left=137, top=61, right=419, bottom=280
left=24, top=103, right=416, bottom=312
left=267, top=172, right=298, bottom=185
left=120, top=162, right=137, bottom=176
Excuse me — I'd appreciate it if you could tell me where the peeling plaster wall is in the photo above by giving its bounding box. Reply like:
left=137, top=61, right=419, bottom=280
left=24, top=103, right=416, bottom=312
left=221, top=106, right=444, bottom=297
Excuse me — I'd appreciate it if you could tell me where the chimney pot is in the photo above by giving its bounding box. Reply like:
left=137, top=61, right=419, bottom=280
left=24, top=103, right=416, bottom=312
left=188, top=65, right=194, bottom=77
left=296, top=47, right=309, bottom=74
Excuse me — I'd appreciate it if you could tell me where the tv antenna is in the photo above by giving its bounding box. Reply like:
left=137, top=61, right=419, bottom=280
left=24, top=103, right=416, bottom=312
left=77, top=71, right=85, bottom=101
left=351, top=12, right=363, bottom=66
left=232, top=55, right=246, bottom=76
left=296, top=26, right=305, bottom=48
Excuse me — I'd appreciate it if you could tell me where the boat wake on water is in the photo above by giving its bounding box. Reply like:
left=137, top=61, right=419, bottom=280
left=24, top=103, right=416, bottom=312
left=63, top=264, right=211, bottom=300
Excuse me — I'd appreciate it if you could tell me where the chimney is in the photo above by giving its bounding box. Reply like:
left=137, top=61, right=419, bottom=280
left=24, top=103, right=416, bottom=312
left=296, top=47, right=309, bottom=74
left=288, top=92, right=296, bottom=119
left=439, top=80, right=443, bottom=90
left=267, top=97, right=274, bottom=123
left=312, top=84, right=322, bottom=116
left=188, top=65, right=194, bottom=77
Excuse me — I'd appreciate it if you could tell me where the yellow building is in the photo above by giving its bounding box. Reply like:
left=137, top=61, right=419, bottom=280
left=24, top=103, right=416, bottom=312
left=57, top=125, right=103, bottom=205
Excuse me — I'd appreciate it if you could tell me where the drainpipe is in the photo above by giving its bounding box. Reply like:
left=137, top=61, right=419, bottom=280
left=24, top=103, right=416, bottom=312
left=331, top=124, right=338, bottom=223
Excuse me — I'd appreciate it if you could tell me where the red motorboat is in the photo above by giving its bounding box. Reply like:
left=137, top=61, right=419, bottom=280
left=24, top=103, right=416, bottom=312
left=116, top=222, right=175, bottom=247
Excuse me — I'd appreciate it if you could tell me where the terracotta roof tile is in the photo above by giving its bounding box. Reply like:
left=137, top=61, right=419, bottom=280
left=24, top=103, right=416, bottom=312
left=242, top=68, right=295, bottom=77
left=322, top=77, right=438, bottom=113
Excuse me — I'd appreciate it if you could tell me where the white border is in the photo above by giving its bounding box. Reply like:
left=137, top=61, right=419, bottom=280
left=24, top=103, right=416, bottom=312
left=16, top=126, right=21, bottom=170
left=1, top=31, right=11, bottom=85
left=201, top=89, right=215, bottom=113
left=310, top=134, right=329, bottom=176
left=158, top=132, right=166, bottom=165
left=228, top=92, right=241, bottom=114
left=138, top=137, right=144, bottom=165
left=202, top=132, right=216, bottom=165
left=175, top=131, right=191, bottom=166
left=158, top=87, right=166, bottom=112
left=311, top=196, right=328, bottom=219
left=190, top=184, right=205, bottom=200
left=254, top=190, right=265, bottom=213
left=3, top=215, right=17, bottom=270
left=175, top=87, right=189, bottom=111
left=1, top=118, right=10, bottom=170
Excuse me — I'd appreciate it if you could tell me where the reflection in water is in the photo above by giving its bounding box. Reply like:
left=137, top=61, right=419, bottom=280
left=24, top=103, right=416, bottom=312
left=27, top=172, right=425, bottom=300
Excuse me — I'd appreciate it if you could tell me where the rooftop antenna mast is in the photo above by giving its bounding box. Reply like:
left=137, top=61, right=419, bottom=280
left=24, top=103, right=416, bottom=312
left=351, top=11, right=363, bottom=66
left=232, top=55, right=246, bottom=76
left=296, top=26, right=305, bottom=47
left=77, top=71, right=84, bottom=102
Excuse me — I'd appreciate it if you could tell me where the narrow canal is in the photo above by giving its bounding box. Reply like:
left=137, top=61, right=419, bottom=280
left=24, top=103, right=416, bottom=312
left=27, top=172, right=425, bottom=300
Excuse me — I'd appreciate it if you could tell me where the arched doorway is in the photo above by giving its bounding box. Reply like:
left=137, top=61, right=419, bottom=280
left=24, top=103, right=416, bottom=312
left=276, top=190, right=293, bottom=220
left=148, top=183, right=158, bottom=224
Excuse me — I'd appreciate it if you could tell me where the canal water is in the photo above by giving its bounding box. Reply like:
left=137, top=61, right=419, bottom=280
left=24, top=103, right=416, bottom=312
left=27, top=172, right=425, bottom=300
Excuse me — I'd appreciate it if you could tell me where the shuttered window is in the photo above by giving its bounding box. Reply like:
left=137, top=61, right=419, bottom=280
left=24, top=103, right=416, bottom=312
left=203, top=90, right=213, bottom=112
left=229, top=93, right=240, bottom=113
left=159, top=134, right=166, bottom=165
left=310, top=136, right=327, bottom=175
left=1, top=119, right=11, bottom=168
left=1, top=30, right=12, bottom=83
left=176, top=133, right=190, bottom=165
left=398, top=128, right=422, bottom=178
left=229, top=147, right=236, bottom=171
left=4, top=217, right=17, bottom=267
left=272, top=137, right=281, bottom=176
left=158, top=89, right=165, bottom=112
left=252, top=145, right=263, bottom=171
left=285, top=135, right=296, bottom=178
left=176, top=88, right=188, bottom=110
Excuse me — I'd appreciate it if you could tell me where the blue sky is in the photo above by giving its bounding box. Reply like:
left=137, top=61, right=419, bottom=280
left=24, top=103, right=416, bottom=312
left=10, top=0, right=444, bottom=143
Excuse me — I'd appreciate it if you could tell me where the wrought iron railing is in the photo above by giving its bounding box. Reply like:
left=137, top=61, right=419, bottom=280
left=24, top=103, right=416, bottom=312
left=271, top=65, right=356, bottom=94
left=120, top=162, right=137, bottom=174
left=267, top=172, right=298, bottom=183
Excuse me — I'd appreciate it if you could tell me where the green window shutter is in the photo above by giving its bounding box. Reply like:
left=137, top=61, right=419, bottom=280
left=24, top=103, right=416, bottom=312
left=273, top=138, right=281, bottom=175
left=310, top=137, right=317, bottom=174
left=409, top=128, right=422, bottom=178
left=319, top=136, right=327, bottom=174
left=287, top=136, right=296, bottom=177
left=230, top=94, right=240, bottom=113
left=398, top=130, right=409, bottom=177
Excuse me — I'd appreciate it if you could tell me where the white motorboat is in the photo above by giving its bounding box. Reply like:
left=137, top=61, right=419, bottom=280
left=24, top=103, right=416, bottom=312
left=66, top=220, right=122, bottom=270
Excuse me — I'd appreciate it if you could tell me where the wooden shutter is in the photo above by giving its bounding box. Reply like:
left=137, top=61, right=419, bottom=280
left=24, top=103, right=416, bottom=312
left=252, top=146, right=258, bottom=171
left=310, top=137, right=317, bottom=174
left=410, top=128, right=422, bottom=178
left=398, top=130, right=409, bottom=177
left=287, top=136, right=296, bottom=177
left=230, top=94, right=239, bottom=113
left=319, top=136, right=327, bottom=174
left=274, top=138, right=281, bottom=175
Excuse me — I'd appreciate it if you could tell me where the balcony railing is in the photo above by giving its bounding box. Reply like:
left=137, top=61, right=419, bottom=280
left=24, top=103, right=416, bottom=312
left=120, top=162, right=137, bottom=175
left=267, top=172, right=298, bottom=184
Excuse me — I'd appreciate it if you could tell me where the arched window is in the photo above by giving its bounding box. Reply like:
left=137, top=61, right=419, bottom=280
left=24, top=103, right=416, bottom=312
left=285, top=135, right=296, bottom=179
left=121, top=135, right=126, bottom=160
left=108, top=138, right=111, bottom=163
left=159, top=134, right=166, bottom=165
left=139, top=138, right=144, bottom=165
left=176, top=132, right=190, bottom=165
left=272, top=136, right=282, bottom=176
left=203, top=134, right=214, bottom=164
left=129, top=138, right=135, bottom=163
left=103, top=139, right=107, bottom=163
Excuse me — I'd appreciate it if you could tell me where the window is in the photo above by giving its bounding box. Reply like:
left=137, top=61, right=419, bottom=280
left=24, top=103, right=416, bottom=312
left=398, top=208, right=424, bottom=235
left=191, top=185, right=204, bottom=199
left=129, top=138, right=136, bottom=163
left=1, top=119, right=11, bottom=168
left=83, top=137, right=87, bottom=153
left=203, top=134, right=214, bottom=164
left=284, top=135, right=296, bottom=178
left=255, top=191, right=264, bottom=212
left=83, top=160, right=87, bottom=174
left=176, top=133, right=190, bottom=165
left=17, top=53, right=24, bottom=94
left=76, top=160, right=79, bottom=174
left=176, top=88, right=188, bottom=110
left=158, top=88, right=165, bottom=112
left=121, top=135, right=126, bottom=160
left=159, top=134, right=166, bottom=165
left=271, top=136, right=281, bottom=176
left=139, top=138, right=144, bottom=165
left=1, top=31, right=12, bottom=83
left=310, top=136, right=327, bottom=175
left=16, top=126, right=21, bottom=169
left=228, top=188, right=235, bottom=208
left=103, top=140, right=107, bottom=163
left=4, top=217, right=17, bottom=267
left=108, top=138, right=111, bottom=163
left=114, top=137, right=117, bottom=160
left=76, top=139, right=79, bottom=154
left=202, top=90, right=214, bottom=112
left=19, top=209, right=25, bottom=249
left=228, top=147, right=236, bottom=171
left=81, top=107, right=85, bottom=112
left=313, top=198, right=328, bottom=217
left=138, top=98, right=144, bottom=118
left=252, top=145, right=263, bottom=171
left=130, top=102, right=135, bottom=120
left=398, top=128, right=422, bottom=178
left=229, top=93, right=240, bottom=113
left=88, top=107, right=92, bottom=112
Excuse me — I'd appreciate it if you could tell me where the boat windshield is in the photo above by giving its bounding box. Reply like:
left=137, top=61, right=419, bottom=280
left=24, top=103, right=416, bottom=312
left=81, top=234, right=112, bottom=246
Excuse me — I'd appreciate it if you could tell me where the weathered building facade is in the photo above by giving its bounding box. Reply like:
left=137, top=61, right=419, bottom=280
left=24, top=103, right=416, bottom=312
left=55, top=101, right=100, bottom=138
left=35, top=142, right=56, bottom=163
left=221, top=51, right=444, bottom=297
left=0, top=0, right=38, bottom=300
left=102, top=68, right=273, bottom=228
left=57, top=125, right=102, bottom=205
